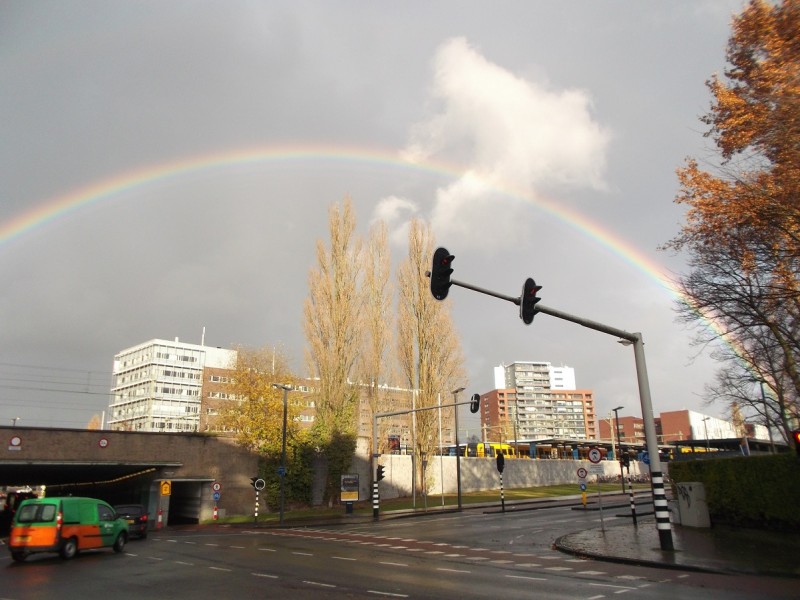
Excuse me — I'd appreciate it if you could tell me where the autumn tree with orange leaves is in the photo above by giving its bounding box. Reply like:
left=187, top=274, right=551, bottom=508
left=666, top=0, right=799, bottom=442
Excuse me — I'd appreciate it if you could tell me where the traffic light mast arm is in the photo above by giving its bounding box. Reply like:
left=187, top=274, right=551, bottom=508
left=425, top=273, right=521, bottom=305
left=426, top=271, right=638, bottom=342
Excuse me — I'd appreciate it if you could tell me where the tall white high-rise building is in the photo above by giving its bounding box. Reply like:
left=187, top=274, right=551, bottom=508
left=486, top=362, right=595, bottom=441
left=108, top=338, right=236, bottom=432
left=494, top=362, right=576, bottom=391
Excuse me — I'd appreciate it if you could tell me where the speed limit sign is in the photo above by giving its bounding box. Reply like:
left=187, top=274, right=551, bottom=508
left=588, top=448, right=602, bottom=464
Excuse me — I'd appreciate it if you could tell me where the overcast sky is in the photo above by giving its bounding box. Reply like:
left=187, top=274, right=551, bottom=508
left=1, top=1, right=754, bottom=432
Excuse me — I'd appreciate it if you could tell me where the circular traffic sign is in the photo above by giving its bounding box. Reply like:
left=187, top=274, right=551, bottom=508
left=213, top=491, right=221, bottom=502
left=576, top=467, right=588, bottom=479
left=588, top=448, right=602, bottom=464
left=212, top=482, right=222, bottom=492
left=98, top=438, right=109, bottom=449
left=253, top=477, right=266, bottom=490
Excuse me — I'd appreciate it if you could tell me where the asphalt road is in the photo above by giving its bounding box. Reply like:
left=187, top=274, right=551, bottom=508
left=1, top=504, right=796, bottom=599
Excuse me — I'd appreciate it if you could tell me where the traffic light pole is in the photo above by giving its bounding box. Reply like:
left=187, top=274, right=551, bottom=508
left=372, top=399, right=475, bottom=520
left=437, top=275, right=674, bottom=551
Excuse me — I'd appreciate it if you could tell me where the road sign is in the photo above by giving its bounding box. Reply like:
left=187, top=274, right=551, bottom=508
left=576, top=467, right=588, bottom=479
left=212, top=482, right=222, bottom=492
left=588, top=448, right=602, bottom=464
left=642, top=451, right=650, bottom=465
left=580, top=482, right=587, bottom=492
left=277, top=466, right=286, bottom=478
left=160, top=480, right=172, bottom=496
left=589, top=464, right=604, bottom=475
left=213, top=491, right=221, bottom=502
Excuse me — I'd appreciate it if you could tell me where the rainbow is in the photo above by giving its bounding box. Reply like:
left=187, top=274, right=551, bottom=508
left=0, top=144, right=735, bottom=349
left=2, top=144, right=672, bottom=286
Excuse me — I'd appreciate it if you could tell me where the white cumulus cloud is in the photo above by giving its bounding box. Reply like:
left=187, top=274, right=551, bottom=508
left=398, top=37, right=611, bottom=246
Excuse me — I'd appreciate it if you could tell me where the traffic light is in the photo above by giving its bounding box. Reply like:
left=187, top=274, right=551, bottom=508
left=469, top=393, right=480, bottom=414
left=520, top=277, right=542, bottom=325
left=430, top=247, right=455, bottom=301
left=376, top=464, right=385, bottom=482
left=792, top=429, right=800, bottom=460
left=622, top=454, right=630, bottom=468
left=496, top=452, right=505, bottom=474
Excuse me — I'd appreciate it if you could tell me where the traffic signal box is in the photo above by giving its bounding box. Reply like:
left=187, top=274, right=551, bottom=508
left=792, top=429, right=800, bottom=460
left=430, top=247, right=455, bottom=301
left=520, top=277, right=542, bottom=324
left=469, top=393, right=480, bottom=414
left=376, top=464, right=385, bottom=482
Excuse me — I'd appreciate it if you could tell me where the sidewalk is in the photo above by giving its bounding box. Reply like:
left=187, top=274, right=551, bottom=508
left=554, top=515, right=800, bottom=578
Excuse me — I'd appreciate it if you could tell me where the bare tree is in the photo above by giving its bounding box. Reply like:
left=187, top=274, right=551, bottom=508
left=397, top=219, right=466, bottom=487
left=358, top=221, right=395, bottom=455
left=303, top=198, right=363, bottom=503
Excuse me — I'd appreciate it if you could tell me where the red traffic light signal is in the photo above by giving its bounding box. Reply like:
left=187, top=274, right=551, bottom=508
left=792, top=429, right=800, bottom=460
left=520, top=277, right=542, bottom=325
left=430, top=247, right=455, bottom=301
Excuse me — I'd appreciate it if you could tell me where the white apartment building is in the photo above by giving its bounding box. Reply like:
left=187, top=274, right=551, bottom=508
left=486, top=362, right=595, bottom=441
left=494, top=362, right=576, bottom=391
left=108, top=338, right=237, bottom=432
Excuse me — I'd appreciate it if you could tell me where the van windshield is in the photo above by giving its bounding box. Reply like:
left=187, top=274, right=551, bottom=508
left=16, top=504, right=57, bottom=524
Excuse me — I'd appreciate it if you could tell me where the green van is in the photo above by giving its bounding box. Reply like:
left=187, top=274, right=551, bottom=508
left=9, top=497, right=129, bottom=562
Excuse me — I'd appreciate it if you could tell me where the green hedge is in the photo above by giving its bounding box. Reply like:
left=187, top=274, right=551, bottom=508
left=669, top=454, right=800, bottom=530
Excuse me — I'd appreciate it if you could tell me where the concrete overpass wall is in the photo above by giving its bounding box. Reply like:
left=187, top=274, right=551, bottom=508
left=0, top=427, right=260, bottom=522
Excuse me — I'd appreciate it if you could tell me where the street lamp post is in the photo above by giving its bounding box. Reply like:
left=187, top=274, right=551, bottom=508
left=702, top=417, right=710, bottom=453
left=452, top=387, right=465, bottom=511
left=612, top=406, right=625, bottom=495
left=272, top=383, right=292, bottom=525
left=751, top=379, right=776, bottom=453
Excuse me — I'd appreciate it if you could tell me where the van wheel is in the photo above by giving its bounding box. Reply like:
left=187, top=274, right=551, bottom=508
left=113, top=532, right=127, bottom=553
left=60, top=537, right=78, bottom=559
left=11, top=551, right=28, bottom=562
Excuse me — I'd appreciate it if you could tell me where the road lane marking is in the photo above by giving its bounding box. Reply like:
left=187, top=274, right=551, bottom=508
left=292, top=551, right=313, bottom=556
left=379, top=561, right=408, bottom=567
left=332, top=556, right=356, bottom=561
left=251, top=572, right=278, bottom=579
left=175, top=561, right=193, bottom=566
left=259, top=547, right=276, bottom=552
left=303, top=581, right=335, bottom=588
left=505, top=575, right=547, bottom=581
left=588, top=583, right=636, bottom=591
left=209, top=566, right=232, bottom=572
left=437, top=568, right=470, bottom=573
left=367, top=591, right=409, bottom=598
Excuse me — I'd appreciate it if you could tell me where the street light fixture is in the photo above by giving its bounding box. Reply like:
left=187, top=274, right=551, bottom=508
left=452, top=387, right=465, bottom=511
left=611, top=406, right=625, bottom=495
left=272, top=383, right=292, bottom=525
